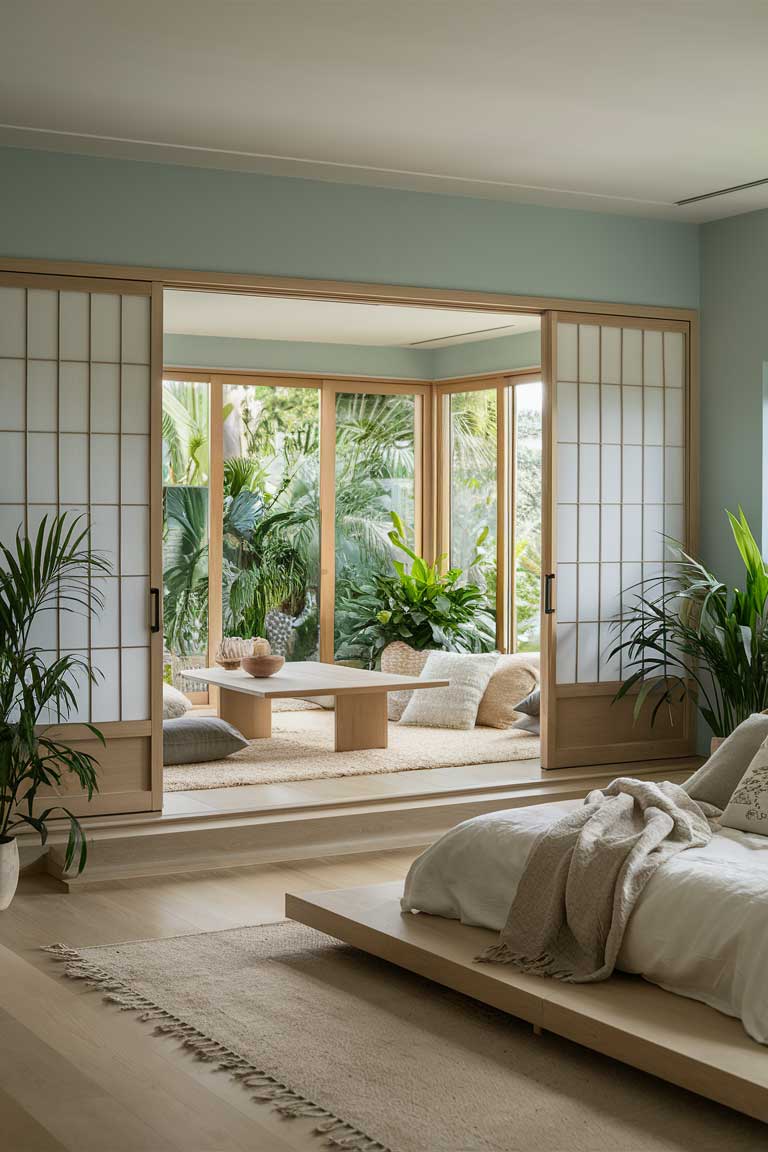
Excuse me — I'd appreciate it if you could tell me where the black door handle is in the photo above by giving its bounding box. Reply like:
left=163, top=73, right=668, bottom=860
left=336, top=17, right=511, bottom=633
left=150, top=587, right=161, bottom=633
left=544, top=573, right=555, bottom=615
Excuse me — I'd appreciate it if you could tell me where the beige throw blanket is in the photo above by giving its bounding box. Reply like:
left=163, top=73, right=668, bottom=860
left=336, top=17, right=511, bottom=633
left=478, top=778, right=714, bottom=983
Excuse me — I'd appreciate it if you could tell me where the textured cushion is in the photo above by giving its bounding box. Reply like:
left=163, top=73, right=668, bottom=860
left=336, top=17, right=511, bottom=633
left=511, top=686, right=541, bottom=736
left=163, top=717, right=248, bottom=765
left=163, top=682, right=191, bottom=720
left=683, top=713, right=768, bottom=810
left=399, top=652, right=499, bottom=730
left=476, top=654, right=539, bottom=729
left=721, top=737, right=768, bottom=835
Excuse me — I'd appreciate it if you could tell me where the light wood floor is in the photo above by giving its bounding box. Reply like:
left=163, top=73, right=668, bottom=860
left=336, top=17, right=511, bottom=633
left=0, top=849, right=417, bottom=1152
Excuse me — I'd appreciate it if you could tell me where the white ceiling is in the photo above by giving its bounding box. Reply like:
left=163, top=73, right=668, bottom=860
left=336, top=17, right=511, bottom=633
left=164, top=292, right=540, bottom=347
left=1, top=1, right=767, bottom=223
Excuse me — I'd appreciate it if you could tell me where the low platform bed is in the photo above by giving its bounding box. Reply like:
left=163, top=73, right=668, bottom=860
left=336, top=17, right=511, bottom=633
left=286, top=882, right=768, bottom=1124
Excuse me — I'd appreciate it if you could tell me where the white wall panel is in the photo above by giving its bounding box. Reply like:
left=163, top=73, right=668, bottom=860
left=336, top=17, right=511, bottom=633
left=27, top=361, right=57, bottom=430
left=0, top=432, right=25, bottom=500
left=27, top=290, right=58, bottom=359
left=59, top=363, right=89, bottom=431
left=59, top=292, right=89, bottom=361
left=0, top=287, right=25, bottom=356
left=0, top=359, right=25, bottom=429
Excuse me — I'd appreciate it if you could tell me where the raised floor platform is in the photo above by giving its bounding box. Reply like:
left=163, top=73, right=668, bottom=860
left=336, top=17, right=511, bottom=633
left=287, top=881, right=768, bottom=1124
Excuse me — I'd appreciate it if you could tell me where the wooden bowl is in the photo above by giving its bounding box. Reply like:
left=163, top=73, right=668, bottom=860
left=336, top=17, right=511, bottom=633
left=240, top=655, right=285, bottom=678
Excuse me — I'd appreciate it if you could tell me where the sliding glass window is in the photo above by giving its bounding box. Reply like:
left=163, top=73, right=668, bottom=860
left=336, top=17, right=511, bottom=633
left=448, top=388, right=498, bottom=619
left=334, top=390, right=418, bottom=662
left=161, top=378, right=211, bottom=694
left=222, top=383, right=321, bottom=661
left=512, top=380, right=542, bottom=652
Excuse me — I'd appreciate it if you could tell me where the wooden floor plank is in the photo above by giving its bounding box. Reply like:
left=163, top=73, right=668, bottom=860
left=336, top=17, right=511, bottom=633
left=0, top=851, right=416, bottom=1152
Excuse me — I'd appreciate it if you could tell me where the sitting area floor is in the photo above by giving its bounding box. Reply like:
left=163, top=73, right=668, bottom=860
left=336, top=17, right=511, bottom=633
left=164, top=703, right=540, bottom=791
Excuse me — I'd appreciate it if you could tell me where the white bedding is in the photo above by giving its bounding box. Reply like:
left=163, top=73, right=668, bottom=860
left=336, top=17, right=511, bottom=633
left=402, top=800, right=768, bottom=1043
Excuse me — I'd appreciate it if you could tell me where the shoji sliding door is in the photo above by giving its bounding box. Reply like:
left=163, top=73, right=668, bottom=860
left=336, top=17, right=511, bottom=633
left=0, top=273, right=162, bottom=814
left=541, top=312, right=694, bottom=769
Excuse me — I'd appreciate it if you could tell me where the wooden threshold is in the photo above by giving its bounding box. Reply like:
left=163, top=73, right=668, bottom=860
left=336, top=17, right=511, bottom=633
left=28, top=756, right=698, bottom=887
left=286, top=882, right=768, bottom=1125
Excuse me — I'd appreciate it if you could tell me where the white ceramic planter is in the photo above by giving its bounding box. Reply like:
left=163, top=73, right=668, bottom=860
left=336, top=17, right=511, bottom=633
left=0, top=837, right=19, bottom=910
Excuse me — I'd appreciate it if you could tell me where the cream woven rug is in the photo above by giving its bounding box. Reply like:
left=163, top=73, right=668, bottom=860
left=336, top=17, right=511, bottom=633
left=165, top=708, right=539, bottom=791
left=48, top=922, right=764, bottom=1152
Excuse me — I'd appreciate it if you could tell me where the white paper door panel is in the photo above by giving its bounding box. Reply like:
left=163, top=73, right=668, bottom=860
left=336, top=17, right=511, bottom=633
left=0, top=283, right=153, bottom=727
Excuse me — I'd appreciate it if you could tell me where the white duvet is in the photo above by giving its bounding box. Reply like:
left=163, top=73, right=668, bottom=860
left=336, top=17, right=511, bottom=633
left=402, top=800, right=768, bottom=1043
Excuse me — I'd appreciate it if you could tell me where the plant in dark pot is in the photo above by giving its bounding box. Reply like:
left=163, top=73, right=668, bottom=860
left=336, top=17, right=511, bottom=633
left=611, top=508, right=768, bottom=744
left=335, top=511, right=496, bottom=670
left=0, top=514, right=110, bottom=908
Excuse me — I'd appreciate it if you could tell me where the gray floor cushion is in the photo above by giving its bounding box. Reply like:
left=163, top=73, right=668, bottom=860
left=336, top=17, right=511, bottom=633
left=163, top=716, right=248, bottom=766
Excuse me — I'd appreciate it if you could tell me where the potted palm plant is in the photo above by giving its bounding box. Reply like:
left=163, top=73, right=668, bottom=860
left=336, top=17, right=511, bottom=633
left=611, top=508, right=768, bottom=745
left=0, top=514, right=110, bottom=908
left=335, top=511, right=497, bottom=669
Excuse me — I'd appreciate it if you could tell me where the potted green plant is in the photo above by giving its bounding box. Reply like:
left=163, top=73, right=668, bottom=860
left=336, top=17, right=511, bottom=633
left=335, top=511, right=496, bottom=670
left=611, top=508, right=768, bottom=745
left=0, top=514, right=110, bottom=908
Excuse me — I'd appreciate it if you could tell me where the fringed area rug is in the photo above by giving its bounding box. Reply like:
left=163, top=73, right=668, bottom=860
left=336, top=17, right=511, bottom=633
left=165, top=709, right=539, bottom=791
left=47, top=922, right=763, bottom=1152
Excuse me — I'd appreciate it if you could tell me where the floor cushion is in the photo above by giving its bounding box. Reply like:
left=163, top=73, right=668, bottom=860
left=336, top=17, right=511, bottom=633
left=163, top=716, right=248, bottom=766
left=511, top=686, right=541, bottom=735
left=477, top=653, right=539, bottom=729
left=163, top=681, right=191, bottom=720
left=399, top=652, right=499, bottom=730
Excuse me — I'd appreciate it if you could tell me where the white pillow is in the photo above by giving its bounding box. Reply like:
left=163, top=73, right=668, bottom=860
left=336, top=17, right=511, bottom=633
left=163, top=681, right=191, bottom=720
left=721, top=736, right=768, bottom=835
left=399, top=652, right=499, bottom=730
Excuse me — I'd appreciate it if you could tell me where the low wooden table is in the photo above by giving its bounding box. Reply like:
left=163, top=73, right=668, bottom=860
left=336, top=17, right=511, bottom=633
left=182, top=661, right=449, bottom=752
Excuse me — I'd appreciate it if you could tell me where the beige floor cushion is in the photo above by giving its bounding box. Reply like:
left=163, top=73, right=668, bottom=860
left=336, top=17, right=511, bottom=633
left=399, top=652, right=499, bottom=730
left=477, top=653, right=540, bottom=729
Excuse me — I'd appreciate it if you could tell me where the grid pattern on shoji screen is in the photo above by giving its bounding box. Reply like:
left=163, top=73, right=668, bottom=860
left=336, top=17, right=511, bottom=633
left=555, top=321, right=686, bottom=684
left=0, top=285, right=151, bottom=723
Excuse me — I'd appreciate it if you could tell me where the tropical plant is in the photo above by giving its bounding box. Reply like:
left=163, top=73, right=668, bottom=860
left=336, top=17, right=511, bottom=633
left=335, top=512, right=497, bottom=667
left=0, top=514, right=110, bottom=873
left=163, top=485, right=209, bottom=657
left=611, top=508, right=768, bottom=738
left=162, top=380, right=213, bottom=486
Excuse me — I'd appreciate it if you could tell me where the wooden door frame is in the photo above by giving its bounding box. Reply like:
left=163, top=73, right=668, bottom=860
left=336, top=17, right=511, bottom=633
left=1, top=257, right=698, bottom=799
left=539, top=310, right=699, bottom=769
left=0, top=268, right=162, bottom=815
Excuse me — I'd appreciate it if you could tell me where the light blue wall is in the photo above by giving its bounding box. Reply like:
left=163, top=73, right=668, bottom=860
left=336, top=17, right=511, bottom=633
left=0, top=147, right=699, bottom=307
left=163, top=333, right=431, bottom=379
left=163, top=328, right=540, bottom=379
left=700, top=209, right=768, bottom=585
left=431, top=330, right=540, bottom=378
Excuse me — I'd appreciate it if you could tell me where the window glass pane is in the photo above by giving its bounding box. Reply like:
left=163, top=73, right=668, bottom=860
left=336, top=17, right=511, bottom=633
left=222, top=384, right=320, bottom=661
left=334, top=391, right=416, bottom=661
left=514, top=381, right=542, bottom=652
left=162, top=379, right=210, bottom=693
left=449, top=389, right=497, bottom=615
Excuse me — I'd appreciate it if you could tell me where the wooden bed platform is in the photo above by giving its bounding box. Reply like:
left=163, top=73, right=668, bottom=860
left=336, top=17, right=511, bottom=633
left=286, top=882, right=768, bottom=1124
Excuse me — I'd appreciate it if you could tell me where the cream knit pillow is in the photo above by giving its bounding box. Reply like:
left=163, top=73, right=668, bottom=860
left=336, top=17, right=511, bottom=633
left=476, top=653, right=539, bottom=729
left=399, top=652, right=499, bottom=730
